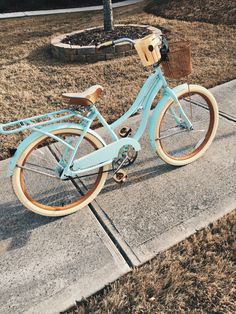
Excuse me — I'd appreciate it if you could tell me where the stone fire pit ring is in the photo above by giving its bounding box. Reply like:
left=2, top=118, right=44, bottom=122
left=51, top=24, right=161, bottom=63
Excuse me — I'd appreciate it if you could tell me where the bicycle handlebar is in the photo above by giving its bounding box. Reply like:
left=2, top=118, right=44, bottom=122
left=96, top=38, right=135, bottom=50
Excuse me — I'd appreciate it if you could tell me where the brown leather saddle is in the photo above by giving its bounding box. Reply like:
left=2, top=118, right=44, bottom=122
left=62, top=85, right=103, bottom=106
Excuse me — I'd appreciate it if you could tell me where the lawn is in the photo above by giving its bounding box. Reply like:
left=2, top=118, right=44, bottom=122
left=64, top=210, right=236, bottom=313
left=0, top=1, right=235, bottom=159
left=145, top=0, right=236, bottom=25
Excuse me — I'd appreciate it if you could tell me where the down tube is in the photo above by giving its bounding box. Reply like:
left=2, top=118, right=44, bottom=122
left=110, top=71, right=159, bottom=130
left=133, top=79, right=163, bottom=141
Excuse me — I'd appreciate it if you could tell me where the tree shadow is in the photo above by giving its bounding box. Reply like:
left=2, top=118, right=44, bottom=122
left=27, top=44, right=62, bottom=67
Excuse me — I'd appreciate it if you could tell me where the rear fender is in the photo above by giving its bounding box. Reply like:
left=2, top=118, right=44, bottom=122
left=7, top=123, right=106, bottom=177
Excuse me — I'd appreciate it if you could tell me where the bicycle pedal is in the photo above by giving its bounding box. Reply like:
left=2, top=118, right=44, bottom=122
left=113, top=170, right=128, bottom=183
left=119, top=126, right=132, bottom=138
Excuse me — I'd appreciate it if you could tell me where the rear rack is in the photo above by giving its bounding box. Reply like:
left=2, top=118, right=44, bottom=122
left=0, top=109, right=90, bottom=135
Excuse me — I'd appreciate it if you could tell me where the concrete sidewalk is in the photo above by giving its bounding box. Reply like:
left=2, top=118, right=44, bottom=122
left=0, top=80, right=235, bottom=314
left=0, top=0, right=143, bottom=19
left=0, top=159, right=130, bottom=314
left=95, top=80, right=236, bottom=264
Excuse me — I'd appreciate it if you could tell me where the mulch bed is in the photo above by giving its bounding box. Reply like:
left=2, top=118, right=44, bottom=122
left=62, top=26, right=151, bottom=46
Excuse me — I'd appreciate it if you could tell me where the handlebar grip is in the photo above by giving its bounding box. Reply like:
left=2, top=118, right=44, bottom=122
left=96, top=40, right=114, bottom=50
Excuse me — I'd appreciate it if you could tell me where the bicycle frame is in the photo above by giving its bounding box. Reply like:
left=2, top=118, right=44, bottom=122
left=4, top=66, right=193, bottom=178
left=60, top=66, right=192, bottom=178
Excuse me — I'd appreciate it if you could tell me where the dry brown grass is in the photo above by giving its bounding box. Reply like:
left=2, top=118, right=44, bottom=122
left=64, top=210, right=236, bottom=314
left=0, top=1, right=236, bottom=159
left=145, top=0, right=236, bottom=25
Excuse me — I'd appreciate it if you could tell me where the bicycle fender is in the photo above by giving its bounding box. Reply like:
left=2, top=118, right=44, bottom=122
left=7, top=123, right=106, bottom=177
left=149, top=84, right=188, bottom=152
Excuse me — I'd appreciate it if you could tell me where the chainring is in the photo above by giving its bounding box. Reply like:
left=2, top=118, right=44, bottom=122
left=113, top=145, right=138, bottom=169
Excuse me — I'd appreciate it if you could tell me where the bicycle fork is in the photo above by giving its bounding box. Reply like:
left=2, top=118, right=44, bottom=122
left=166, top=87, right=193, bottom=130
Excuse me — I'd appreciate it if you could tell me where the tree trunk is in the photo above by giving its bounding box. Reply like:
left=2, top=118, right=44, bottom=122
left=103, top=0, right=114, bottom=32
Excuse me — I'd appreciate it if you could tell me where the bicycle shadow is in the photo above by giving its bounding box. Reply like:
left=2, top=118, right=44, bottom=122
left=101, top=157, right=176, bottom=194
left=0, top=200, right=60, bottom=250
left=0, top=158, right=173, bottom=250
left=1, top=127, right=234, bottom=251
left=100, top=127, right=236, bottom=195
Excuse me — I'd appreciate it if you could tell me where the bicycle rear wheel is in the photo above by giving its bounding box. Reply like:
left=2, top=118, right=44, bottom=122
left=12, top=128, right=109, bottom=216
left=154, top=84, right=219, bottom=166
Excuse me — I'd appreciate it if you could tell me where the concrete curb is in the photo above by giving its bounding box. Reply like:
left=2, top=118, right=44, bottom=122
left=0, top=0, right=143, bottom=19
left=133, top=197, right=236, bottom=264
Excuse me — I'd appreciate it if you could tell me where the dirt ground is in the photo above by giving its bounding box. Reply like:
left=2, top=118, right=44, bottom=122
left=145, top=0, right=236, bottom=25
left=64, top=210, right=236, bottom=314
left=0, top=1, right=236, bottom=159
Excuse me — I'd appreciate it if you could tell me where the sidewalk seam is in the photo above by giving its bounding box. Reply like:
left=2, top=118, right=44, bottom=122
left=88, top=200, right=141, bottom=267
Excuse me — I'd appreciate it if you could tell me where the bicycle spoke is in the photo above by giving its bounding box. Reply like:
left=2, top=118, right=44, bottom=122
left=183, top=97, right=209, bottom=110
left=194, top=137, right=205, bottom=149
left=157, top=128, right=188, bottom=140
left=24, top=161, right=57, bottom=172
left=16, top=164, right=59, bottom=178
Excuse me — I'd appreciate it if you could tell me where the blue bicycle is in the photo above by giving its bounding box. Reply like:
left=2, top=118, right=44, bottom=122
left=1, top=34, right=219, bottom=216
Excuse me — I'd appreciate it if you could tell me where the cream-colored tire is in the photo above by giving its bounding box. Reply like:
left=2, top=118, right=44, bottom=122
left=154, top=84, right=219, bottom=166
left=12, top=128, right=109, bottom=217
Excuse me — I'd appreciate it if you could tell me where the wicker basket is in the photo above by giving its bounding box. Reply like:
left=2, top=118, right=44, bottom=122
left=161, top=41, right=192, bottom=79
left=135, top=34, right=162, bottom=67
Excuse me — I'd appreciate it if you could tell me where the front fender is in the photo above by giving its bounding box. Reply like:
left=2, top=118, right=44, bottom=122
left=149, top=84, right=188, bottom=151
left=7, top=123, right=106, bottom=177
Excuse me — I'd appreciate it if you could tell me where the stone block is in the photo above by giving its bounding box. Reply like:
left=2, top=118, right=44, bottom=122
left=77, top=46, right=96, bottom=55
left=105, top=53, right=115, bottom=60
left=75, top=54, right=87, bottom=63
left=125, top=50, right=136, bottom=57
left=97, top=46, right=116, bottom=54
left=87, top=54, right=106, bottom=63
left=115, top=43, right=133, bottom=53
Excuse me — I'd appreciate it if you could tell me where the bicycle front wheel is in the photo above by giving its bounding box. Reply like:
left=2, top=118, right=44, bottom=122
left=12, top=128, right=109, bottom=216
left=154, top=84, right=219, bottom=166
